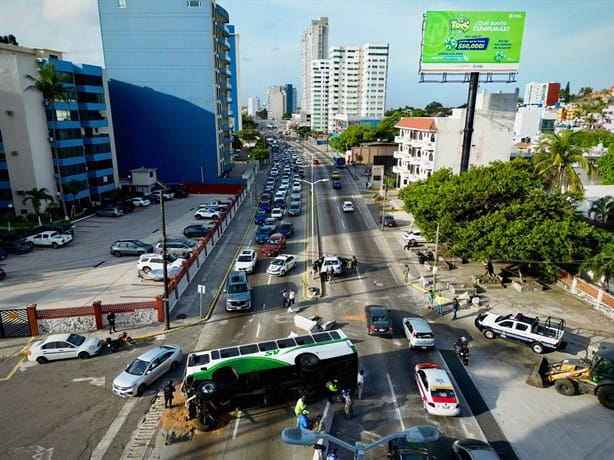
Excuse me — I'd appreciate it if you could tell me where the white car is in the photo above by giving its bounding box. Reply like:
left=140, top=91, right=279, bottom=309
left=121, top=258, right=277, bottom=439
left=414, top=363, right=460, bottom=416
left=130, top=197, right=151, bottom=207
left=28, top=333, right=103, bottom=364
left=342, top=201, right=354, bottom=212
left=320, top=255, right=344, bottom=275
left=194, top=208, right=221, bottom=220
left=26, top=230, right=72, bottom=248
left=271, top=207, right=284, bottom=219
left=292, top=182, right=302, bottom=192
left=152, top=190, right=174, bottom=200
left=234, top=248, right=258, bottom=273
left=402, top=230, right=426, bottom=246
left=266, top=254, right=296, bottom=276
left=290, top=191, right=301, bottom=201
left=112, top=344, right=182, bottom=397
left=402, top=317, right=435, bottom=350
left=137, top=254, right=183, bottom=273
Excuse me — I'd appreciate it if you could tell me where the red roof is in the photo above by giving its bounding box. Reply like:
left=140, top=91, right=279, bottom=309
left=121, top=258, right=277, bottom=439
left=395, top=118, right=436, bottom=130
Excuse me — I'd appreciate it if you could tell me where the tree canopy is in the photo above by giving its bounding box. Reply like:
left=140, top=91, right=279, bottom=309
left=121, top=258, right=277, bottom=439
left=399, top=160, right=608, bottom=276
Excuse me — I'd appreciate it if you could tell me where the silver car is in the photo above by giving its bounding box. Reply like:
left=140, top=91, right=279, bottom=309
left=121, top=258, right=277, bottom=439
left=112, top=344, right=182, bottom=397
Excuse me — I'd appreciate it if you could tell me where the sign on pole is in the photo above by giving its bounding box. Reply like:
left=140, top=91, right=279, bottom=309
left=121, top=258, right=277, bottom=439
left=198, top=284, right=206, bottom=317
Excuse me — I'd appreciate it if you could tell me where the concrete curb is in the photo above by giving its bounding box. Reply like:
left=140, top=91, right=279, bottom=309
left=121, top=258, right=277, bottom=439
left=312, top=401, right=334, bottom=460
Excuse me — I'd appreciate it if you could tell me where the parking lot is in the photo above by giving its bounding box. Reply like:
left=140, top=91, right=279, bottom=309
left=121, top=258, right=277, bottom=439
left=0, top=194, right=235, bottom=310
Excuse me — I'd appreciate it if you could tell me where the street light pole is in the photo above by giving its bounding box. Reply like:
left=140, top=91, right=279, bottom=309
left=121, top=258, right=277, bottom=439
left=160, top=192, right=170, bottom=330
left=301, top=177, right=329, bottom=267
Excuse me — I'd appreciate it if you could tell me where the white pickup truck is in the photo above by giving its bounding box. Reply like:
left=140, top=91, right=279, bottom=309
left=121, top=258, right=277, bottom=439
left=26, top=231, right=73, bottom=248
left=474, top=312, right=566, bottom=354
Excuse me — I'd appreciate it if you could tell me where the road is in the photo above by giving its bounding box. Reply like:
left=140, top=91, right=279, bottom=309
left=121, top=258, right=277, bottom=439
left=1, top=140, right=613, bottom=460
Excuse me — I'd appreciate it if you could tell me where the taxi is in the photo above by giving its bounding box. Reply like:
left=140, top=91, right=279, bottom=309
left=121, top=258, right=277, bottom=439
left=414, top=363, right=460, bottom=416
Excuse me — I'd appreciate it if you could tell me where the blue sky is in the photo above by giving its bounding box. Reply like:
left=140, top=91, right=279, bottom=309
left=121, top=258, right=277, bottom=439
left=1, top=0, right=612, bottom=109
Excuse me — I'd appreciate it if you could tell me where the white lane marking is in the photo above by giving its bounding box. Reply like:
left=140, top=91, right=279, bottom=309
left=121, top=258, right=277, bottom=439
left=232, top=410, right=243, bottom=439
left=256, top=321, right=262, bottom=338
left=91, top=397, right=138, bottom=460
left=387, top=373, right=405, bottom=432
left=72, top=376, right=105, bottom=387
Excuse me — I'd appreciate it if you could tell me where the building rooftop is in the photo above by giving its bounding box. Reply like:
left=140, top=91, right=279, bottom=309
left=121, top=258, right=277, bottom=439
left=395, top=118, right=437, bottom=130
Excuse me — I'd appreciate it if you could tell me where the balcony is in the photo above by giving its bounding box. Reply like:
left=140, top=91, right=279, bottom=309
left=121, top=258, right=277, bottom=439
left=392, top=164, right=407, bottom=175
left=393, top=150, right=409, bottom=159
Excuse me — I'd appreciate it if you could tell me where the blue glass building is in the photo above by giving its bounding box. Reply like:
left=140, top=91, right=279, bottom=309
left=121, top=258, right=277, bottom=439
left=98, top=0, right=238, bottom=184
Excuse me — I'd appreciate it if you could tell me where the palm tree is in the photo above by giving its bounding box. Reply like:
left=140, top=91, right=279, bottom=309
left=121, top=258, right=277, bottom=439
left=588, top=196, right=614, bottom=223
left=24, top=62, right=71, bottom=219
left=533, top=130, right=594, bottom=193
left=22, top=187, right=55, bottom=225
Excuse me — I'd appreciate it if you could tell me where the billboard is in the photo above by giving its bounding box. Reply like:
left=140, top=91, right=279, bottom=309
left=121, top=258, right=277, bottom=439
left=420, top=11, right=526, bottom=73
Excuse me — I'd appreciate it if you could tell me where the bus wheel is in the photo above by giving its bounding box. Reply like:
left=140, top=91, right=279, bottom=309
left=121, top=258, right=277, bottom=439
left=198, top=382, right=218, bottom=400
left=296, top=353, right=320, bottom=371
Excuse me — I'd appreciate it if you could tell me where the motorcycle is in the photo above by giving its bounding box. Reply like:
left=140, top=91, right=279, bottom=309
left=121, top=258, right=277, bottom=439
left=105, top=331, right=134, bottom=352
left=454, top=337, right=470, bottom=366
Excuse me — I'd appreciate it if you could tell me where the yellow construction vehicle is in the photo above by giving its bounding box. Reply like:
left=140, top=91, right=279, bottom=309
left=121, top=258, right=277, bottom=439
left=526, top=343, right=614, bottom=410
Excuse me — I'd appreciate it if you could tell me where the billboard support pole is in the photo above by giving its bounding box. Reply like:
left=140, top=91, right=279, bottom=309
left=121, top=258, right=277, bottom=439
left=460, top=72, right=479, bottom=174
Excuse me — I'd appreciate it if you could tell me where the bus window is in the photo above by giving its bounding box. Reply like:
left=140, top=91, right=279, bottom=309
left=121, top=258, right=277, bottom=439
left=239, top=344, right=259, bottom=355
left=220, top=347, right=240, bottom=358
left=295, top=335, right=315, bottom=345
left=328, top=331, right=341, bottom=340
left=313, top=332, right=332, bottom=342
left=277, top=338, right=296, bottom=349
left=258, top=341, right=277, bottom=352
left=188, top=353, right=210, bottom=366
left=211, top=350, right=220, bottom=360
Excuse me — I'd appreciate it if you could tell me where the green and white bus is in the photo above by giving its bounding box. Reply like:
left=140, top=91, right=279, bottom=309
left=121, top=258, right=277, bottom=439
left=183, top=329, right=358, bottom=430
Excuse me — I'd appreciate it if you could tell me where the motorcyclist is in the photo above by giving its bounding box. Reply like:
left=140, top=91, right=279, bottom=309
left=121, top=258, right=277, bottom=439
left=454, top=336, right=469, bottom=352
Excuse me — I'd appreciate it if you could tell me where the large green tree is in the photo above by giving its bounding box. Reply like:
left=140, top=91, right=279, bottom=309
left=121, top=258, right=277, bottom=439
left=597, top=144, right=614, bottom=184
left=533, top=130, right=594, bottom=193
left=399, top=160, right=608, bottom=276
left=25, top=62, right=72, bottom=218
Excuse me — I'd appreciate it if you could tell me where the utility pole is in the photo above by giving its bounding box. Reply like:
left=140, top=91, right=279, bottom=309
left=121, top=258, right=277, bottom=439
left=160, top=192, right=170, bottom=330
left=432, top=222, right=440, bottom=293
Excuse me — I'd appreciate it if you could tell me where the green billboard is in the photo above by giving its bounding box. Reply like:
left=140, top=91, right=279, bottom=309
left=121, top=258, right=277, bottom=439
left=420, top=11, right=526, bottom=73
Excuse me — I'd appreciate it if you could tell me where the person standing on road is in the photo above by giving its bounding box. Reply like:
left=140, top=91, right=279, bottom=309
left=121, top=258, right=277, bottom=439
left=295, top=395, right=307, bottom=426
left=327, top=266, right=334, bottom=284
left=452, top=297, right=460, bottom=320
left=427, top=289, right=435, bottom=309
left=326, top=380, right=339, bottom=403
left=341, top=389, right=353, bottom=419
left=163, top=380, right=175, bottom=408
left=281, top=288, right=289, bottom=308
left=356, top=369, right=364, bottom=399
left=107, top=311, right=116, bottom=334
left=288, top=289, right=296, bottom=309
left=436, top=293, right=445, bottom=315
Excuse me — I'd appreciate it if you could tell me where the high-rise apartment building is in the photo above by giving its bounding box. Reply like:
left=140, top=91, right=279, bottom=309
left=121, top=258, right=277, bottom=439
left=227, top=25, right=242, bottom=132
left=284, top=83, right=297, bottom=115
left=247, top=96, right=260, bottom=117
left=524, top=82, right=561, bottom=107
left=312, top=42, right=389, bottom=133
left=266, top=86, right=286, bottom=123
left=98, top=0, right=238, bottom=184
left=301, top=17, right=328, bottom=114
left=0, top=43, right=118, bottom=216
left=310, top=60, right=330, bottom=132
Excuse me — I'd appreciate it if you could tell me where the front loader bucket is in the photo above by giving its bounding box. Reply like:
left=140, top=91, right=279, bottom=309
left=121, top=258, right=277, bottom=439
left=526, top=357, right=549, bottom=388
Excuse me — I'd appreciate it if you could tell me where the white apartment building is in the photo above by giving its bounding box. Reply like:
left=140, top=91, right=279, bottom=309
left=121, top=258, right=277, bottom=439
left=359, top=43, right=389, bottom=119
left=524, top=81, right=560, bottom=106
left=265, top=86, right=286, bottom=123
left=310, top=59, right=330, bottom=132
left=513, top=105, right=558, bottom=143
left=301, top=17, right=328, bottom=115
left=393, top=91, right=517, bottom=187
left=247, top=96, right=260, bottom=118
left=325, top=43, right=389, bottom=133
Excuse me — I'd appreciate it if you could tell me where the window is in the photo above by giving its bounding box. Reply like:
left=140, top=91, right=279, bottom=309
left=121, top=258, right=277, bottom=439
left=187, top=0, right=202, bottom=6
left=118, top=0, right=126, bottom=7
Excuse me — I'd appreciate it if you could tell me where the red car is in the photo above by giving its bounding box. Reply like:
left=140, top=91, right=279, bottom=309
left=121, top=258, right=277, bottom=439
left=261, top=233, right=286, bottom=257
